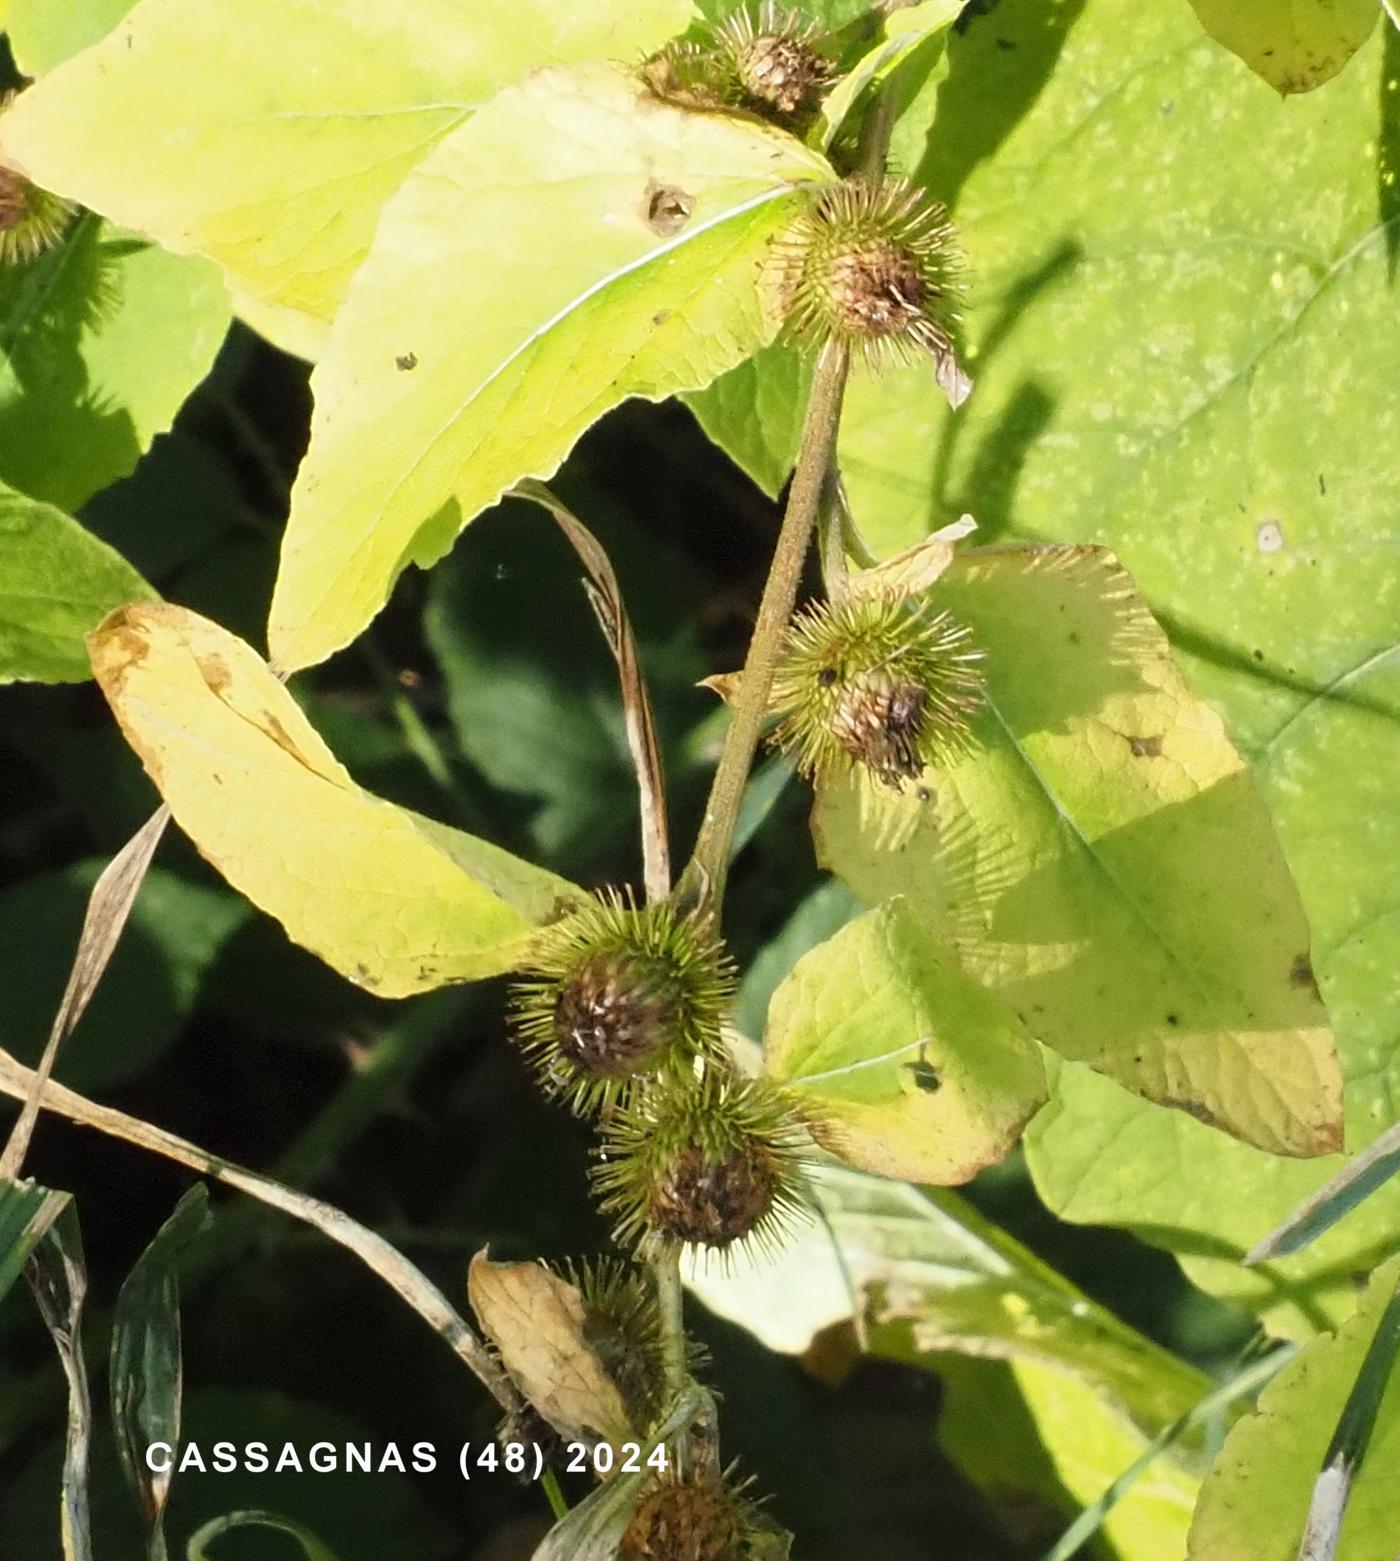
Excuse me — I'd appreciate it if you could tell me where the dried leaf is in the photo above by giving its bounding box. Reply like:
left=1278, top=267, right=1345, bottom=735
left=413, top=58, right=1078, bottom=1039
left=0, top=805, right=169, bottom=1178
left=698, top=671, right=743, bottom=706
left=847, top=514, right=976, bottom=602
left=515, top=481, right=669, bottom=901
left=468, top=1252, right=633, bottom=1445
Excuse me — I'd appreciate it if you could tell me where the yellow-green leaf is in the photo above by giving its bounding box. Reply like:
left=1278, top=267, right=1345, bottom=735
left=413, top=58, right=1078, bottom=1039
left=0, top=215, right=230, bottom=512
left=0, top=0, right=692, bottom=341
left=689, top=1161, right=1208, bottom=1556
left=0, top=484, right=154, bottom=683
left=1187, top=0, right=1380, bottom=93
left=831, top=0, right=1400, bottom=1336
left=88, top=603, right=583, bottom=996
left=7, top=0, right=133, bottom=74
left=268, top=63, right=833, bottom=671
left=1188, top=1258, right=1400, bottom=1559
left=763, top=900, right=1046, bottom=1184
left=813, top=546, right=1342, bottom=1157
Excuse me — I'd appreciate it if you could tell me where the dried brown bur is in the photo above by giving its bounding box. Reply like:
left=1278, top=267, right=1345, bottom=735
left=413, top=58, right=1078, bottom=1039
left=621, top=1472, right=745, bottom=1561
left=552, top=948, right=685, bottom=1077
left=649, top=1137, right=779, bottom=1248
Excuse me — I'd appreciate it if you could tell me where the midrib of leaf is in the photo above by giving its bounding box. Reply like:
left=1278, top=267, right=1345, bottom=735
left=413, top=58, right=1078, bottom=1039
left=392, top=179, right=807, bottom=498
left=790, top=1037, right=927, bottom=1085
left=292, top=181, right=811, bottom=638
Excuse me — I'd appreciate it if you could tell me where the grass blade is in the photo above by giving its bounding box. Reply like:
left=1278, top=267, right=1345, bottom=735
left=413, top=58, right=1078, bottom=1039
left=186, top=1511, right=338, bottom=1561
left=111, top=1185, right=213, bottom=1561
left=0, top=804, right=169, bottom=1178
left=0, top=1039, right=518, bottom=1416
left=1246, top=1117, right=1400, bottom=1264
left=1296, top=1270, right=1400, bottom=1561
left=0, top=1177, right=70, bottom=1303
left=1040, top=1346, right=1295, bottom=1561
left=26, top=1202, right=93, bottom=1561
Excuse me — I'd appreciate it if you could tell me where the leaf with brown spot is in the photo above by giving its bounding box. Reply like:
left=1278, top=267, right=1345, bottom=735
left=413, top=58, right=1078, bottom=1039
left=88, top=603, right=584, bottom=997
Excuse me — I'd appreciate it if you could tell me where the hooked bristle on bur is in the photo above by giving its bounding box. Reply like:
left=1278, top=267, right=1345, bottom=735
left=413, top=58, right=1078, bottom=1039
left=0, top=164, right=75, bottom=268
left=0, top=93, right=77, bottom=267
left=778, top=178, right=965, bottom=370
left=558, top=1256, right=707, bottom=1431
left=768, top=594, right=984, bottom=787
left=509, top=893, right=734, bottom=1117
left=593, top=1069, right=810, bottom=1259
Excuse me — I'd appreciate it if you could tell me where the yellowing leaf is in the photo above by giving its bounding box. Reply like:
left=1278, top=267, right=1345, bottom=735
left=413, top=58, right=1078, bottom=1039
left=88, top=603, right=582, bottom=996
left=688, top=1160, right=1208, bottom=1553
left=0, top=0, right=692, bottom=339
left=763, top=900, right=1046, bottom=1184
left=467, top=1253, right=633, bottom=1445
left=268, top=63, right=833, bottom=671
left=813, top=546, right=1342, bottom=1157
left=1187, top=0, right=1380, bottom=93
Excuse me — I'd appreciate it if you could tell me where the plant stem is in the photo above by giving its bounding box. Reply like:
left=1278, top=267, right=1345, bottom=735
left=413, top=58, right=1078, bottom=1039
left=684, top=338, right=850, bottom=903
left=654, top=1243, right=687, bottom=1403
left=541, top=1468, right=569, bottom=1520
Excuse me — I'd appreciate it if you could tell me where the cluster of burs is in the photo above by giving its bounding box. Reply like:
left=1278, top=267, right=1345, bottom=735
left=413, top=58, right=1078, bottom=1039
left=499, top=14, right=986, bottom=1555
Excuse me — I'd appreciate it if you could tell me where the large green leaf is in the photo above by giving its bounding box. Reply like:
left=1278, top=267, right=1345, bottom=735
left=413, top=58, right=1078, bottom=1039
left=832, top=0, right=1400, bottom=1331
left=0, top=216, right=229, bottom=511
left=683, top=341, right=813, bottom=497
left=813, top=545, right=1340, bottom=1157
left=1186, top=0, right=1380, bottom=93
left=0, top=0, right=691, bottom=341
left=1026, top=641, right=1400, bottom=1334
left=763, top=900, right=1046, bottom=1183
left=0, top=484, right=154, bottom=683
left=88, top=602, right=585, bottom=997
left=1188, top=1258, right=1400, bottom=1560
left=689, top=1161, right=1207, bottom=1557
left=269, top=63, right=833, bottom=671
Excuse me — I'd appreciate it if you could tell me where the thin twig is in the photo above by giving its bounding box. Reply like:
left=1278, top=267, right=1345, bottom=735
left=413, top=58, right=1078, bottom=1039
left=0, top=1044, right=520, bottom=1416
left=683, top=340, right=850, bottom=903
left=0, top=805, right=170, bottom=1179
left=513, top=480, right=671, bottom=903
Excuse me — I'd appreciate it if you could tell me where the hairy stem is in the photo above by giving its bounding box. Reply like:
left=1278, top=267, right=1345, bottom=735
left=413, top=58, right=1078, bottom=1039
left=684, top=338, right=850, bottom=902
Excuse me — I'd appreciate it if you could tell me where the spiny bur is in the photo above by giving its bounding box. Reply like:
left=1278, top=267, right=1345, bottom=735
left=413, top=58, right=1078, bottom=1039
left=594, top=1069, right=809, bottom=1258
left=768, top=594, right=984, bottom=787
left=642, top=4, right=832, bottom=126
left=778, top=177, right=965, bottom=370
left=510, top=894, right=733, bottom=1116
left=621, top=1467, right=760, bottom=1561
